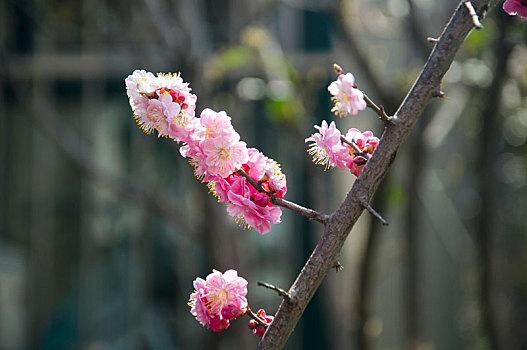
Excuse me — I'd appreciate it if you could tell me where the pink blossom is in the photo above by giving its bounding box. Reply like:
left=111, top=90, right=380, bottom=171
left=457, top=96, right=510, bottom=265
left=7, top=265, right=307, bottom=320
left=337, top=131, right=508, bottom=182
left=202, top=132, right=249, bottom=179
left=189, top=269, right=248, bottom=332
left=125, top=70, right=157, bottom=99
left=242, top=148, right=287, bottom=198
left=344, top=128, right=379, bottom=177
left=197, top=108, right=235, bottom=139
left=328, top=72, right=367, bottom=117
left=125, top=70, right=197, bottom=140
left=227, top=177, right=282, bottom=234
left=248, top=309, right=274, bottom=338
left=503, top=0, right=527, bottom=18
left=305, top=120, right=350, bottom=170
left=206, top=148, right=286, bottom=233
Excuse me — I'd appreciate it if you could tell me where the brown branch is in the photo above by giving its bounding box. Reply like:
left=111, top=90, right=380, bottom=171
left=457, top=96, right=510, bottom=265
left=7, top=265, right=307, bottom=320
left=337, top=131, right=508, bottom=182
left=236, top=169, right=329, bottom=224
left=257, top=1, right=498, bottom=349
left=361, top=200, right=389, bottom=226
left=257, top=282, right=291, bottom=301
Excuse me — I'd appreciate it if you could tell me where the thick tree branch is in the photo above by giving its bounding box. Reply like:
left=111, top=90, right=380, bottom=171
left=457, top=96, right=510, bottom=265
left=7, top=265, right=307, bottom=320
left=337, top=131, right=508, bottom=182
left=258, top=1, right=497, bottom=349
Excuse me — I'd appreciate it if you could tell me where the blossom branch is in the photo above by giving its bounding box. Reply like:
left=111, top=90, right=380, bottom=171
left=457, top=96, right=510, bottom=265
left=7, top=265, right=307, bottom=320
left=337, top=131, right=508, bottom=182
left=361, top=200, right=389, bottom=226
left=258, top=1, right=498, bottom=349
left=257, top=281, right=291, bottom=301
left=236, top=169, right=329, bottom=224
left=363, top=93, right=392, bottom=125
left=340, top=135, right=365, bottom=156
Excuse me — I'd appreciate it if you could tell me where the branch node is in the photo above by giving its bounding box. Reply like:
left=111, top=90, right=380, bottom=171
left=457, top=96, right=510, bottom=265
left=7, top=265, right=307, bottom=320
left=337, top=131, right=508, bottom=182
left=257, top=281, right=291, bottom=301
left=427, top=37, right=439, bottom=43
left=464, top=1, right=483, bottom=30
left=361, top=199, right=389, bottom=226
left=432, top=90, right=445, bottom=98
left=333, top=261, right=344, bottom=273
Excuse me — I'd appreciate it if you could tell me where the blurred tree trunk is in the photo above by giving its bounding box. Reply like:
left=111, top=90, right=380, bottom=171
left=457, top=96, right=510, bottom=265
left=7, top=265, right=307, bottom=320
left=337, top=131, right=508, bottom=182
left=476, top=10, right=512, bottom=350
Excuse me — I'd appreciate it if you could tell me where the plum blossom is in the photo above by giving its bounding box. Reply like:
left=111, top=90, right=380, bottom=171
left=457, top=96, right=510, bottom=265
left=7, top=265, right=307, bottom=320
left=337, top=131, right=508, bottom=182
left=305, top=120, right=350, bottom=170
left=126, top=70, right=288, bottom=234
left=328, top=72, right=367, bottom=117
left=227, top=177, right=282, bottom=235
left=196, top=108, right=235, bottom=139
left=503, top=0, right=527, bottom=18
left=202, top=133, right=249, bottom=178
left=202, top=148, right=286, bottom=234
left=248, top=309, right=274, bottom=338
left=180, top=109, right=248, bottom=181
left=189, top=269, right=248, bottom=332
left=125, top=70, right=197, bottom=141
left=344, top=128, right=379, bottom=177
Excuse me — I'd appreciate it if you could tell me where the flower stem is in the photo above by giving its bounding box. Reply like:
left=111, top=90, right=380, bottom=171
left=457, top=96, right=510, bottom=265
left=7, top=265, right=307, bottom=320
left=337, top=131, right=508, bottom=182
left=246, top=307, right=271, bottom=328
left=236, top=169, right=328, bottom=224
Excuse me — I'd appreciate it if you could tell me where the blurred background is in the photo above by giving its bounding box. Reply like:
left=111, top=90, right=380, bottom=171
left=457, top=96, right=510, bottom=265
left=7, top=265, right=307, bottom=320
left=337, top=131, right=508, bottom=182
left=1, top=0, right=527, bottom=349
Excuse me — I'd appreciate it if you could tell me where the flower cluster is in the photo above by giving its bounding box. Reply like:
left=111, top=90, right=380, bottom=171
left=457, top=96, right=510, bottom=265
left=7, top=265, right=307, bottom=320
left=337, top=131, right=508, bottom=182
left=126, top=70, right=287, bottom=234
left=328, top=72, right=367, bottom=117
left=125, top=70, right=197, bottom=140
left=306, top=69, right=379, bottom=176
left=503, top=0, right=527, bottom=18
left=188, top=270, right=248, bottom=332
left=248, top=309, right=274, bottom=337
left=306, top=121, right=379, bottom=177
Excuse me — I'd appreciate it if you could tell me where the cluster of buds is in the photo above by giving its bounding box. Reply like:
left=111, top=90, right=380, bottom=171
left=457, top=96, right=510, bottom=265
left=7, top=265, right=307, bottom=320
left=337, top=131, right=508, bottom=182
left=126, top=70, right=286, bottom=234
left=248, top=309, right=275, bottom=337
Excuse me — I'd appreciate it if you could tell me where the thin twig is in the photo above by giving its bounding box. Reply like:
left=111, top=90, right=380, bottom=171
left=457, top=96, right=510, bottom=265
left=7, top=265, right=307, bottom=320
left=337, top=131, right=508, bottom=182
left=464, top=1, right=484, bottom=29
left=236, top=169, right=328, bottom=223
left=340, top=135, right=363, bottom=155
left=247, top=307, right=271, bottom=328
left=361, top=200, right=389, bottom=226
left=363, top=94, right=392, bottom=125
left=257, top=282, right=291, bottom=301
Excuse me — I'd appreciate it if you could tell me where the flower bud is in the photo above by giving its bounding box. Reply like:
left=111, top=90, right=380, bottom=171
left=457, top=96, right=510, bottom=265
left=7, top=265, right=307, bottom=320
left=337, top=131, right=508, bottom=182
left=254, top=192, right=270, bottom=207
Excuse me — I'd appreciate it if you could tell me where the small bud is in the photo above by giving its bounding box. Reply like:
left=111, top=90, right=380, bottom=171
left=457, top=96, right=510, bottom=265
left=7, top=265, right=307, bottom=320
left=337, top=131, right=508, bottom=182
left=254, top=192, right=270, bottom=207
left=255, top=326, right=266, bottom=337
left=333, top=63, right=345, bottom=75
